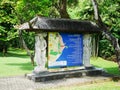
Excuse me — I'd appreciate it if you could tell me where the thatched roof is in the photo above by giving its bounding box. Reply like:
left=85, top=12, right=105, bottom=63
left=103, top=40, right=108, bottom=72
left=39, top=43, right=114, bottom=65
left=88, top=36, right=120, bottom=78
left=17, top=16, right=101, bottom=33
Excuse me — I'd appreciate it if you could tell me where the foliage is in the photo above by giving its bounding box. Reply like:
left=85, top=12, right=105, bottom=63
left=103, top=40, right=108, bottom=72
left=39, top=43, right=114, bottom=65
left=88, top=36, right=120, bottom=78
left=0, top=1, right=18, bottom=41
left=0, top=0, right=18, bottom=53
left=98, top=0, right=120, bottom=58
left=15, top=0, right=52, bottom=23
left=22, top=31, right=35, bottom=50
left=68, top=0, right=120, bottom=58
left=0, top=0, right=53, bottom=51
left=99, top=39, right=115, bottom=58
left=68, top=0, right=93, bottom=20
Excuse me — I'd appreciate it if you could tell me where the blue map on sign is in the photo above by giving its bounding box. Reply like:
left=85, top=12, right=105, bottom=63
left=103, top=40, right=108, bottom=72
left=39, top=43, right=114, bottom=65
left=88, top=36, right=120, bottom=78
left=48, top=32, right=83, bottom=68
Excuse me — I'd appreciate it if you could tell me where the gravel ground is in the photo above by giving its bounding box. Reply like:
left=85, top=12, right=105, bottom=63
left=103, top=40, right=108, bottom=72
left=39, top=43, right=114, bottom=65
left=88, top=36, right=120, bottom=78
left=0, top=75, right=112, bottom=90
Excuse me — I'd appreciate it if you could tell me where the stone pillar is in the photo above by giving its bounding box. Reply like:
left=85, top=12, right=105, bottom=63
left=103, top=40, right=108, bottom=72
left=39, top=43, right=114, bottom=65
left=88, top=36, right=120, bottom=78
left=83, top=34, right=92, bottom=68
left=33, top=32, right=47, bottom=74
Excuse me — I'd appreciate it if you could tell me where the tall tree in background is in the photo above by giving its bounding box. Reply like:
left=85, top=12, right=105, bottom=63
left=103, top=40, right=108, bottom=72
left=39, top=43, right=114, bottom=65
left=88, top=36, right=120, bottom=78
left=53, top=0, right=79, bottom=19
left=0, top=1, right=17, bottom=56
left=91, top=0, right=120, bottom=69
left=54, top=0, right=70, bottom=18
left=15, top=0, right=52, bottom=23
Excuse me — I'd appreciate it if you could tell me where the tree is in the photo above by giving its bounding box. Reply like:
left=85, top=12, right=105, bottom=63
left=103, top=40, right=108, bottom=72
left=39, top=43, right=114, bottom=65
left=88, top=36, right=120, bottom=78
left=96, top=0, right=120, bottom=58
left=53, top=0, right=79, bottom=19
left=15, top=0, right=52, bottom=23
left=91, top=0, right=120, bottom=69
left=0, top=1, right=17, bottom=56
left=53, top=0, right=70, bottom=18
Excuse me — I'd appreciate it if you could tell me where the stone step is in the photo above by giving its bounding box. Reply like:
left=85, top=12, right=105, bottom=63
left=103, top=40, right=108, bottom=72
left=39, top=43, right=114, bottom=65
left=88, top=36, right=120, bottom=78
left=26, top=68, right=103, bottom=82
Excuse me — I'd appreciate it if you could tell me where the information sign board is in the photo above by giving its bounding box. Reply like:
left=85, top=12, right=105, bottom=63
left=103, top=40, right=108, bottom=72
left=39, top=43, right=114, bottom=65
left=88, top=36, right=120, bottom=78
left=48, top=32, right=83, bottom=68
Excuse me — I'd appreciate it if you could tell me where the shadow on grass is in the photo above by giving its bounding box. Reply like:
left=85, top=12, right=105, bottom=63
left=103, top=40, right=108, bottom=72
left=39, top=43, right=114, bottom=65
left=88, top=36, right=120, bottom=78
left=6, top=52, right=29, bottom=58
left=6, top=62, right=34, bottom=71
left=0, top=49, right=30, bottom=58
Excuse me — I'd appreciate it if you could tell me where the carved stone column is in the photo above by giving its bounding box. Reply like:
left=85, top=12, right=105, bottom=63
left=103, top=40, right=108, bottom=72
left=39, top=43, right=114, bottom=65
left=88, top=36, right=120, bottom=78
left=33, top=32, right=47, bottom=74
left=83, top=34, right=92, bottom=68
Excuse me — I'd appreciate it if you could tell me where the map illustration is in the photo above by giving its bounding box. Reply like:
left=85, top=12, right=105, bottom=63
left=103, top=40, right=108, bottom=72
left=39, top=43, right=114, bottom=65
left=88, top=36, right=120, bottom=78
left=48, top=32, right=83, bottom=68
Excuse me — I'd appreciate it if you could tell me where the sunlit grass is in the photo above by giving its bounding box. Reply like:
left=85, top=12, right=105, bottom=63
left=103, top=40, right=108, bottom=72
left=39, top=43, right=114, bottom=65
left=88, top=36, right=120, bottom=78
left=91, top=57, right=120, bottom=76
left=0, top=48, right=120, bottom=77
left=0, top=48, right=34, bottom=77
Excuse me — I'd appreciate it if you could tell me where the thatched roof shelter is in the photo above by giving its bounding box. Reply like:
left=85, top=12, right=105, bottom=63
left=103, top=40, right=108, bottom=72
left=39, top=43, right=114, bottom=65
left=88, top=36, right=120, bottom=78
left=17, top=16, right=101, bottom=33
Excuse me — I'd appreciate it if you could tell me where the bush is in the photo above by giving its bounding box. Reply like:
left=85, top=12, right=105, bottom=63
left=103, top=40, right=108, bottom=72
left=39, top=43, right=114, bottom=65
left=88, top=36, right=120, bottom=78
left=99, top=39, right=115, bottom=58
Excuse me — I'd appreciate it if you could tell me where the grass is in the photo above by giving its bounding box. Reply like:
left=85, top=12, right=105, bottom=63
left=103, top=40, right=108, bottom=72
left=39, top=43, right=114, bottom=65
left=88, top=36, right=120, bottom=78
left=44, top=81, right=120, bottom=90
left=91, top=57, right=120, bottom=76
left=0, top=48, right=34, bottom=77
left=0, top=48, right=120, bottom=77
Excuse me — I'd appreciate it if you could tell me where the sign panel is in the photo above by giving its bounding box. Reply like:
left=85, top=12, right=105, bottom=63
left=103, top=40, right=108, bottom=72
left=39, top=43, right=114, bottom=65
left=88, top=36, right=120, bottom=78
left=48, top=32, right=83, bottom=68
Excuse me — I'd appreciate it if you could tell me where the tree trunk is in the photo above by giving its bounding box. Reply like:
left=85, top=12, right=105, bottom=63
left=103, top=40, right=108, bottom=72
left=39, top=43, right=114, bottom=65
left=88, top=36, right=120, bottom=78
left=56, top=0, right=70, bottom=18
left=0, top=41, right=8, bottom=57
left=3, top=43, right=7, bottom=56
left=91, top=0, right=120, bottom=69
left=19, top=30, right=35, bottom=66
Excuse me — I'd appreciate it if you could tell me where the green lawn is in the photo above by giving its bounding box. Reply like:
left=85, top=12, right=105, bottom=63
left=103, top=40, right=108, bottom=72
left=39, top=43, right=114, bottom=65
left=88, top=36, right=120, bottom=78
left=0, top=48, right=34, bottom=77
left=91, top=57, right=120, bottom=76
left=0, top=48, right=120, bottom=77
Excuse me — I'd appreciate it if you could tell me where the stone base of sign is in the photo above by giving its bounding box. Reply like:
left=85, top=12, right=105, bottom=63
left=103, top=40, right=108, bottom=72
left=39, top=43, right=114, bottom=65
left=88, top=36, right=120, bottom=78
left=85, top=66, right=95, bottom=69
left=26, top=67, right=104, bottom=82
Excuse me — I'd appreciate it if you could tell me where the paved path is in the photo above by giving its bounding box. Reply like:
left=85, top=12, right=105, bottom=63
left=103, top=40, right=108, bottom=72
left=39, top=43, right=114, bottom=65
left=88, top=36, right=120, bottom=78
left=0, top=75, right=112, bottom=90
